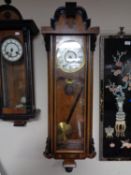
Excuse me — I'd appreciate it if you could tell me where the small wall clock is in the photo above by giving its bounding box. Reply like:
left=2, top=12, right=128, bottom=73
left=100, top=28, right=131, bottom=160
left=42, top=2, right=99, bottom=172
left=0, top=0, right=39, bottom=126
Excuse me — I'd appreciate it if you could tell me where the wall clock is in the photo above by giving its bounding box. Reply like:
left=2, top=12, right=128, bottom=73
left=0, top=0, right=39, bottom=126
left=42, top=2, right=99, bottom=172
left=100, top=28, right=131, bottom=160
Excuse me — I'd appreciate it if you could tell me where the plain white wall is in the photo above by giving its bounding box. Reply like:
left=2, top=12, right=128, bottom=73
left=0, top=0, right=131, bottom=175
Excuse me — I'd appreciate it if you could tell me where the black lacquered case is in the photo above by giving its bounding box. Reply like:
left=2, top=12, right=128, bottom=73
left=100, top=35, right=131, bottom=160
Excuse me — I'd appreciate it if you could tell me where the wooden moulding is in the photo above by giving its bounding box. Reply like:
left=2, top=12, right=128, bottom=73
left=41, top=26, right=99, bottom=35
left=2, top=108, right=26, bottom=114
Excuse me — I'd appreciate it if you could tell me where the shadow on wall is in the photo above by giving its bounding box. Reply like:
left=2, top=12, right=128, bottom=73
left=0, top=161, right=7, bottom=175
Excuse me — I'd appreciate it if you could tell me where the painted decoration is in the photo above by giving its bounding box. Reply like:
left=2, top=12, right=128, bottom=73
left=100, top=36, right=131, bottom=160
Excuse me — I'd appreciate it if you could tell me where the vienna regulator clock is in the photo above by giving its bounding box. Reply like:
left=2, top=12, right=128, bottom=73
left=42, top=2, right=99, bottom=172
left=0, top=0, right=39, bottom=126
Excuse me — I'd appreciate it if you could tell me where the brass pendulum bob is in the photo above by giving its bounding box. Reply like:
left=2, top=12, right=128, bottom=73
left=57, top=122, right=72, bottom=142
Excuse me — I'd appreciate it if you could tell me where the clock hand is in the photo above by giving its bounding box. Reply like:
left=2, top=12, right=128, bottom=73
left=8, top=48, right=13, bottom=57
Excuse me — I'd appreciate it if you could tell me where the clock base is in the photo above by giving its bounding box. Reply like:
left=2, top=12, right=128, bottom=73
left=14, top=120, right=27, bottom=126
left=0, top=109, right=40, bottom=126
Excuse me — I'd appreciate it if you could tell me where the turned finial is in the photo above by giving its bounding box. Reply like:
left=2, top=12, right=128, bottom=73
left=118, top=26, right=125, bottom=37
left=4, top=0, right=11, bottom=5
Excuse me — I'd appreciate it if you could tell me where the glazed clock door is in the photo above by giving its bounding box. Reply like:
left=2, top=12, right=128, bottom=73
left=42, top=2, right=99, bottom=171
left=55, top=35, right=87, bottom=152
left=0, top=31, right=26, bottom=114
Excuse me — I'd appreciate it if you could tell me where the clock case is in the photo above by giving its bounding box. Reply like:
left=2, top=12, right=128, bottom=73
left=0, top=0, right=39, bottom=126
left=100, top=29, right=131, bottom=160
left=42, top=2, right=99, bottom=172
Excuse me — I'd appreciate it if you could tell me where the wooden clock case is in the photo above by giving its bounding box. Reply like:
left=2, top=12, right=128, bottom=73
left=0, top=0, right=39, bottom=126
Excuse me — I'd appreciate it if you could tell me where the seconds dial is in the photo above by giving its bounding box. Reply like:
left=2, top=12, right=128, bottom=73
left=1, top=38, right=23, bottom=62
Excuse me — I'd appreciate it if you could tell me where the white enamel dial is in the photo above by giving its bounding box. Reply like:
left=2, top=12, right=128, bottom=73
left=1, top=38, right=23, bottom=62
left=56, top=40, right=85, bottom=73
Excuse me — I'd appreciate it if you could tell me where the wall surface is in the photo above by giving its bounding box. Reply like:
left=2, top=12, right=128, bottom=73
left=0, top=0, right=131, bottom=175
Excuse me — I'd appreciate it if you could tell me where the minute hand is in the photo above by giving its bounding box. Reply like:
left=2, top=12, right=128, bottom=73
left=66, top=86, right=83, bottom=124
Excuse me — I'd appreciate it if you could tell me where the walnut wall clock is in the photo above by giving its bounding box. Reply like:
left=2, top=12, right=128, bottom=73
left=0, top=0, right=39, bottom=126
left=100, top=28, right=131, bottom=160
left=42, top=2, right=99, bottom=172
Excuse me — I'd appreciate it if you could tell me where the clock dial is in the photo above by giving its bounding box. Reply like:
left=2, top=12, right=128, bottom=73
left=56, top=40, right=85, bottom=73
left=1, top=38, right=23, bottom=62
